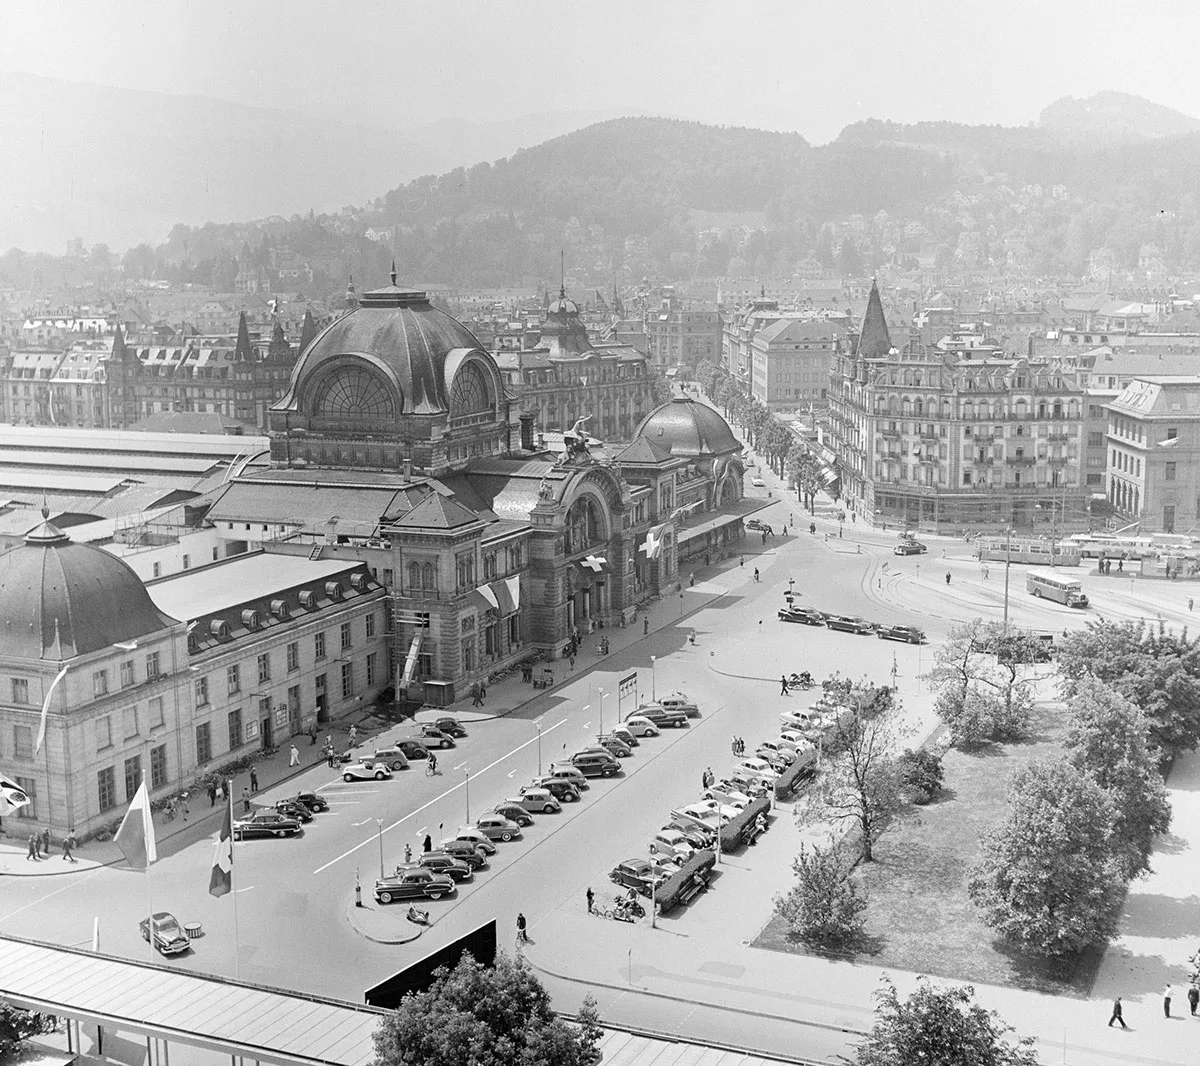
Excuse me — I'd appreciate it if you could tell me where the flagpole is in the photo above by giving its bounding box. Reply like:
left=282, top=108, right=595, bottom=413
left=143, top=772, right=156, bottom=957
left=230, top=791, right=242, bottom=981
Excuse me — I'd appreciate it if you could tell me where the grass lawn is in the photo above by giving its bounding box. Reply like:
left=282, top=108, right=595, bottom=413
left=754, top=702, right=1102, bottom=995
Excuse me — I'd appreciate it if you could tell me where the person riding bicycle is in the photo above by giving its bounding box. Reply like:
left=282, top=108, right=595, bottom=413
left=427, top=751, right=438, bottom=776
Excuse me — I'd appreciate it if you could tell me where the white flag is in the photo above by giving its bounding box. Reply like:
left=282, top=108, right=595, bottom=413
left=114, top=781, right=157, bottom=869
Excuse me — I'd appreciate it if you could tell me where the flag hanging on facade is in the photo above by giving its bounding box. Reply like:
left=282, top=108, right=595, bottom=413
left=0, top=773, right=30, bottom=816
left=113, top=781, right=157, bottom=869
left=36, top=663, right=69, bottom=753
left=209, top=797, right=233, bottom=898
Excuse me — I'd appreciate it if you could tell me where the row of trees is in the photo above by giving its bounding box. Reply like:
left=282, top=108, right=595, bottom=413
left=926, top=619, right=1178, bottom=958
left=695, top=361, right=825, bottom=513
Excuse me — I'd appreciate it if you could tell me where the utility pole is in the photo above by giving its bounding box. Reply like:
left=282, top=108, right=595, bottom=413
left=1003, top=525, right=1012, bottom=632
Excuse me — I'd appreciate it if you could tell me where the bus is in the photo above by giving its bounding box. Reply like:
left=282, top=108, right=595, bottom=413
left=1026, top=571, right=1089, bottom=608
left=1062, top=533, right=1155, bottom=560
left=977, top=537, right=1081, bottom=566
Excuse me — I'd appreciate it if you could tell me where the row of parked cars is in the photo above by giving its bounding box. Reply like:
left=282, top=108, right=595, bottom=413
left=778, top=603, right=926, bottom=644
left=372, top=694, right=702, bottom=905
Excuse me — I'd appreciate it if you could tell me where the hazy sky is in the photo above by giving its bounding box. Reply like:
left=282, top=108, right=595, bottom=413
left=5, top=0, right=1200, bottom=143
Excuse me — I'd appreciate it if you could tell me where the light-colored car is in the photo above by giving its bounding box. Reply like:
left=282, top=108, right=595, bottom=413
left=140, top=911, right=190, bottom=955
left=368, top=747, right=411, bottom=772
left=737, top=757, right=780, bottom=783
left=342, top=760, right=393, bottom=782
left=622, top=715, right=661, bottom=738
left=609, top=724, right=639, bottom=747
left=669, top=806, right=719, bottom=836
left=650, top=828, right=696, bottom=863
left=665, top=821, right=714, bottom=849
left=689, top=797, right=742, bottom=821
left=547, top=762, right=589, bottom=788
left=506, top=789, right=561, bottom=814
left=778, top=730, right=816, bottom=755
left=779, top=709, right=817, bottom=731
left=754, top=746, right=793, bottom=773
left=750, top=475, right=766, bottom=487
left=703, top=785, right=750, bottom=810
left=444, top=828, right=497, bottom=855
left=475, top=813, right=523, bottom=842
left=725, top=769, right=771, bottom=796
left=756, top=740, right=796, bottom=764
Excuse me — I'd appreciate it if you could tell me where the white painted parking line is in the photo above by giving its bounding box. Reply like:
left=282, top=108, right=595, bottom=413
left=507, top=769, right=517, bottom=778
left=312, top=718, right=568, bottom=874
left=452, top=760, right=468, bottom=771
left=351, top=818, right=372, bottom=827
left=582, top=722, right=591, bottom=729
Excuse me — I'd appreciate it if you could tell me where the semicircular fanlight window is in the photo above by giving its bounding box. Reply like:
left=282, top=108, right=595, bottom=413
left=316, top=367, right=397, bottom=420
left=450, top=362, right=492, bottom=417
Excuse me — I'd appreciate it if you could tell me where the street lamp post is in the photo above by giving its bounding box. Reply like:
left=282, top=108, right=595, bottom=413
left=787, top=577, right=795, bottom=601
left=377, top=819, right=384, bottom=879
left=536, top=723, right=543, bottom=775
left=649, top=845, right=657, bottom=929
left=598, top=688, right=606, bottom=736
left=650, top=656, right=656, bottom=701
left=1002, top=526, right=1013, bottom=632
left=464, top=768, right=471, bottom=824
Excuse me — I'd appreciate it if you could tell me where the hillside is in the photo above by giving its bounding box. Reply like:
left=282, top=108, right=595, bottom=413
left=1039, top=91, right=1200, bottom=141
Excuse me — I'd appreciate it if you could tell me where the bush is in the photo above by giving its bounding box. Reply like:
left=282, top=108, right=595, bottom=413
left=773, top=842, right=866, bottom=949
left=897, top=748, right=943, bottom=803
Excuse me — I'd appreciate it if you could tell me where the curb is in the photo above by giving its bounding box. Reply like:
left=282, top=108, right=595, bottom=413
left=521, top=949, right=869, bottom=1041
left=0, top=855, right=126, bottom=878
left=344, top=892, right=426, bottom=946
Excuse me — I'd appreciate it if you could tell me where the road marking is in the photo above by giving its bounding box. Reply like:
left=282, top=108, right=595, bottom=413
left=351, top=818, right=372, bottom=827
left=507, top=770, right=516, bottom=778
left=582, top=721, right=591, bottom=729
left=416, top=826, right=427, bottom=837
left=0, top=863, right=106, bottom=923
left=235, top=886, right=255, bottom=894
left=453, top=761, right=468, bottom=771
left=312, top=718, right=568, bottom=874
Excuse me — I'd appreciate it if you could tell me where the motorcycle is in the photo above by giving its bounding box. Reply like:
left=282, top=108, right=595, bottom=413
left=785, top=671, right=814, bottom=691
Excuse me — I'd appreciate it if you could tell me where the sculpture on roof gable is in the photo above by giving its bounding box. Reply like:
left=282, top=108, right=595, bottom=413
left=537, top=475, right=555, bottom=501
left=557, top=412, right=595, bottom=466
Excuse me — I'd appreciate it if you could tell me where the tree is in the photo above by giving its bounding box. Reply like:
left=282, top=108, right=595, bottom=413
left=787, top=445, right=822, bottom=513
left=967, top=758, right=1125, bottom=956
left=1056, top=619, right=1200, bottom=758
left=774, top=842, right=866, bottom=948
left=896, top=748, right=944, bottom=804
left=847, top=977, right=1041, bottom=1066
left=373, top=952, right=601, bottom=1066
left=1064, top=678, right=1171, bottom=880
left=0, top=1005, right=57, bottom=1061
left=807, top=704, right=904, bottom=862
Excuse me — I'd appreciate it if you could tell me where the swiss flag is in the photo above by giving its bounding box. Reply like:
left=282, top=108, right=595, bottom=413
left=209, top=798, right=233, bottom=898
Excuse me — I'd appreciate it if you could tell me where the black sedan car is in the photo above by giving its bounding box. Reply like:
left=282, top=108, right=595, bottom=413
left=877, top=623, right=926, bottom=644
left=894, top=541, right=927, bottom=555
left=778, top=605, right=826, bottom=625
left=233, top=811, right=301, bottom=839
left=433, top=717, right=467, bottom=738
left=292, top=791, right=329, bottom=813
left=436, top=839, right=489, bottom=869
left=273, top=799, right=313, bottom=823
left=610, top=858, right=671, bottom=898
left=825, top=614, right=877, bottom=634
left=636, top=706, right=689, bottom=729
left=414, top=853, right=473, bottom=882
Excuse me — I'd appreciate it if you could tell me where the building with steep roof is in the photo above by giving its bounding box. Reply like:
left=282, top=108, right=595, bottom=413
left=748, top=318, right=846, bottom=412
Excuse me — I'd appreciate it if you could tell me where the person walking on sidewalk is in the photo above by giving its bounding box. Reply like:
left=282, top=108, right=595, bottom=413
left=586, top=887, right=594, bottom=913
left=516, top=912, right=528, bottom=943
left=289, top=744, right=300, bottom=767
left=309, top=723, right=318, bottom=745
left=479, top=681, right=487, bottom=703
left=643, top=617, right=649, bottom=636
left=349, top=724, right=358, bottom=747
left=208, top=782, right=217, bottom=807
left=1164, top=983, right=1173, bottom=1017
left=40, top=827, right=51, bottom=855
left=249, top=767, right=259, bottom=792
left=180, top=792, right=189, bottom=821
left=470, top=681, right=483, bottom=707
left=1188, top=980, right=1199, bottom=1016
left=753, top=568, right=760, bottom=582
left=62, top=830, right=77, bottom=863
left=404, top=843, right=412, bottom=865
left=1107, top=996, right=1127, bottom=1028
left=242, top=788, right=251, bottom=814
left=423, top=834, right=432, bottom=853
left=781, top=675, right=789, bottom=696
left=26, top=833, right=37, bottom=861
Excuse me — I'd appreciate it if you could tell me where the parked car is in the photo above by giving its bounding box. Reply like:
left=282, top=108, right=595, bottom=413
left=474, top=814, right=523, bottom=842
left=486, top=802, right=534, bottom=827
left=610, top=858, right=671, bottom=897
left=595, top=734, right=633, bottom=758
left=737, top=757, right=780, bottom=784
left=780, top=709, right=818, bottom=731
left=753, top=747, right=793, bottom=773
left=894, top=541, right=927, bottom=555
left=374, top=868, right=456, bottom=904
left=643, top=692, right=700, bottom=718
left=622, top=715, right=661, bottom=738
left=778, top=605, right=826, bottom=625
left=436, top=840, right=488, bottom=869
left=689, top=797, right=742, bottom=821
left=273, top=799, right=314, bottom=823
left=755, top=740, right=797, bottom=765
left=446, top=827, right=498, bottom=855
left=369, top=744, right=412, bottom=768
left=635, top=706, right=688, bottom=729
left=746, top=518, right=768, bottom=531
left=292, top=791, right=329, bottom=813
left=777, top=731, right=816, bottom=756
left=609, top=724, right=639, bottom=747
left=505, top=789, right=561, bottom=814
left=525, top=777, right=580, bottom=803
left=569, top=751, right=621, bottom=778
left=342, top=760, right=392, bottom=782
left=877, top=623, right=926, bottom=644
left=234, top=811, right=301, bottom=839
left=669, top=806, right=720, bottom=836
left=140, top=912, right=190, bottom=956
left=703, top=785, right=751, bottom=810
left=380, top=739, right=428, bottom=761
left=650, top=829, right=695, bottom=863
left=825, top=614, right=877, bottom=634
left=432, top=717, right=467, bottom=738
left=414, top=853, right=473, bottom=882
left=665, top=821, right=715, bottom=849
left=546, top=763, right=590, bottom=789
left=415, top=724, right=456, bottom=748
left=723, top=770, right=770, bottom=797
left=750, top=475, right=766, bottom=487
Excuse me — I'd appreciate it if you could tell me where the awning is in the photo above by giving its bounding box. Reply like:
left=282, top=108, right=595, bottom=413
left=676, top=497, right=775, bottom=544
left=576, top=554, right=609, bottom=574
left=678, top=511, right=750, bottom=544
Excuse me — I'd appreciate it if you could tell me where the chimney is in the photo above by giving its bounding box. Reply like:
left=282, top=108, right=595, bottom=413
left=519, top=413, right=535, bottom=451
left=403, top=459, right=412, bottom=480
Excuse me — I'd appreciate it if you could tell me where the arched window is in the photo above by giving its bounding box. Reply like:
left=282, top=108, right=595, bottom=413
left=421, top=563, right=436, bottom=589
left=315, top=366, right=397, bottom=420
left=565, top=495, right=605, bottom=555
left=450, top=362, right=493, bottom=417
left=408, top=562, right=420, bottom=589
left=915, top=398, right=923, bottom=416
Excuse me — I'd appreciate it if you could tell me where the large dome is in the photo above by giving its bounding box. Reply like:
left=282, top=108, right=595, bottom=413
left=634, top=397, right=741, bottom=458
left=0, top=518, right=177, bottom=660
left=274, top=276, right=500, bottom=419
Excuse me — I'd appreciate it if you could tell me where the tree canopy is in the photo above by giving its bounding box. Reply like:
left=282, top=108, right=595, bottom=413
left=373, top=953, right=601, bottom=1066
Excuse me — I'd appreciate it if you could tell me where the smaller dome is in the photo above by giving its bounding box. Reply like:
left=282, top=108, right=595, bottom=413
left=546, top=286, right=579, bottom=317
left=0, top=518, right=177, bottom=660
left=634, top=397, right=741, bottom=458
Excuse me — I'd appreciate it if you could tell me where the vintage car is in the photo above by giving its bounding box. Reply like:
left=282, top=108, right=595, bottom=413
left=139, top=912, right=190, bottom=956
left=373, top=868, right=456, bottom=904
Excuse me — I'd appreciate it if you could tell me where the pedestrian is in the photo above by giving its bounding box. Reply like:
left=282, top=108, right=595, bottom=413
left=1189, top=981, right=1199, bottom=1016
left=1190, top=598, right=1194, bottom=613
left=1108, top=996, right=1127, bottom=1028
left=218, top=779, right=227, bottom=802
left=753, top=568, right=760, bottom=583
left=731, top=736, right=738, bottom=755
left=326, top=744, right=336, bottom=769
left=739, top=555, right=744, bottom=567
left=643, top=617, right=650, bottom=636
left=289, top=744, right=300, bottom=767
left=62, top=829, right=77, bottom=863
left=1118, top=558, right=1124, bottom=573
left=569, top=654, right=576, bottom=671
left=471, top=681, right=482, bottom=707
left=781, top=675, right=789, bottom=696
left=26, top=833, right=37, bottom=861
left=423, top=834, right=432, bottom=853
left=404, top=843, right=413, bottom=865
left=1164, top=983, right=1173, bottom=1017
left=242, top=788, right=251, bottom=814
left=349, top=724, right=358, bottom=746
left=41, top=826, right=51, bottom=855
left=983, top=566, right=989, bottom=580
left=249, top=767, right=259, bottom=792
left=180, top=792, right=189, bottom=821
left=945, top=571, right=951, bottom=585
left=810, top=523, right=816, bottom=535
left=309, top=723, right=318, bottom=745
left=586, top=887, right=594, bottom=913
left=479, top=681, right=487, bottom=702
left=208, top=782, right=217, bottom=807
left=427, top=752, right=438, bottom=776
left=516, top=912, right=528, bottom=943
left=689, top=572, right=695, bottom=587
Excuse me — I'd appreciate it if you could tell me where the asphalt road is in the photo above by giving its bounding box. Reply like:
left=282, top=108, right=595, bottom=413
left=3, top=505, right=1188, bottom=1015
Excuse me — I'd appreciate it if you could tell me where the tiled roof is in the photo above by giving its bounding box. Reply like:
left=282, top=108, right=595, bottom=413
left=613, top=437, right=675, bottom=464
left=387, top=492, right=481, bottom=530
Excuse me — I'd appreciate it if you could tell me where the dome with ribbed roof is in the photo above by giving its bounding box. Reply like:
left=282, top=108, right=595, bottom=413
left=0, top=517, right=177, bottom=661
left=634, top=397, right=741, bottom=458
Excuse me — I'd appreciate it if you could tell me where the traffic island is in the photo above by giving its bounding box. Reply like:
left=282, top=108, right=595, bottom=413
left=343, top=886, right=426, bottom=946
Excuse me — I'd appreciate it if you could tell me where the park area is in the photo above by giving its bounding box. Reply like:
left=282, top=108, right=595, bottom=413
left=755, top=701, right=1101, bottom=995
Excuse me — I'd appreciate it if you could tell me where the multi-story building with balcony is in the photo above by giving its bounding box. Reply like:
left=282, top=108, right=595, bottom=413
left=827, top=282, right=1089, bottom=533
left=748, top=318, right=845, bottom=413
left=643, top=289, right=720, bottom=370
